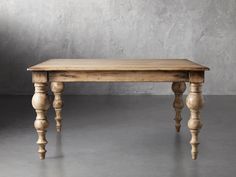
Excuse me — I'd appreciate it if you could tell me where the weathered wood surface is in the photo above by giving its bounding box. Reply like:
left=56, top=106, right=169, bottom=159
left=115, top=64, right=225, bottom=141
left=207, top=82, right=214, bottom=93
left=28, top=59, right=209, bottom=71
left=49, top=71, right=189, bottom=82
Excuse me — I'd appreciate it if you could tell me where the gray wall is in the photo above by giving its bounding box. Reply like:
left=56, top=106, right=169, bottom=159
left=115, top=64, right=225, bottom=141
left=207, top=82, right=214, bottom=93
left=0, top=0, right=236, bottom=95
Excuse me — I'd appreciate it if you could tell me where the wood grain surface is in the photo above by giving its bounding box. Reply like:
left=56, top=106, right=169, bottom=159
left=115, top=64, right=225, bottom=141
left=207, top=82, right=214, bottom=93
left=28, top=59, right=209, bottom=71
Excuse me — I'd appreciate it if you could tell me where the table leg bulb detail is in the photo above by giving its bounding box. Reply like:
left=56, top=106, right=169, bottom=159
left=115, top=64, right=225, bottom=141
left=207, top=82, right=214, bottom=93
left=186, top=83, right=204, bottom=160
left=32, top=83, right=50, bottom=160
left=51, top=82, right=64, bottom=132
left=172, top=82, right=186, bottom=132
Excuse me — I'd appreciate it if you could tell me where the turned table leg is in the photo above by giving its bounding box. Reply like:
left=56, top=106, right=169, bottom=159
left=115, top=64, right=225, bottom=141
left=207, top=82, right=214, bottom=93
left=32, top=83, right=50, bottom=159
left=186, top=83, right=204, bottom=160
left=51, top=82, right=64, bottom=132
left=172, top=82, right=186, bottom=132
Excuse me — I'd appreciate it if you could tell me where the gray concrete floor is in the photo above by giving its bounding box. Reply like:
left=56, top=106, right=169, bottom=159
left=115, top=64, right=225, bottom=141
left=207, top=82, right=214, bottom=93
left=0, top=95, right=235, bottom=177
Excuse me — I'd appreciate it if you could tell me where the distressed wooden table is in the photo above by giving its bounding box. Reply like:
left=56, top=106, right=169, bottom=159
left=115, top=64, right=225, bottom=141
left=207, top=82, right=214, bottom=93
left=28, top=59, right=209, bottom=160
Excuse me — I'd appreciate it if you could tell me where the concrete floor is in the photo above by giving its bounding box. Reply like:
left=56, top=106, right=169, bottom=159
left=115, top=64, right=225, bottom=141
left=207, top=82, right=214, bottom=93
left=0, top=95, right=235, bottom=177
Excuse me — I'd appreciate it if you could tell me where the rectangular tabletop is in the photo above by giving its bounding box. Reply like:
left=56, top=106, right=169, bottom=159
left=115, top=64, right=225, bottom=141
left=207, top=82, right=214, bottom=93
left=28, top=59, right=209, bottom=83
left=28, top=59, right=209, bottom=71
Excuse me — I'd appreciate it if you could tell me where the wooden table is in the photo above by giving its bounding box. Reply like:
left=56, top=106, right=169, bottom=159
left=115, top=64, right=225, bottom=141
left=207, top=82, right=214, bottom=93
left=28, top=59, right=209, bottom=160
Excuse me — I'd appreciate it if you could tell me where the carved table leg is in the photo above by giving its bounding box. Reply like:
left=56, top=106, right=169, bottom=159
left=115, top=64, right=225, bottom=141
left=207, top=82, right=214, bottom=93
left=32, top=83, right=50, bottom=159
left=172, top=82, right=186, bottom=132
left=51, top=82, right=64, bottom=132
left=186, top=83, right=204, bottom=160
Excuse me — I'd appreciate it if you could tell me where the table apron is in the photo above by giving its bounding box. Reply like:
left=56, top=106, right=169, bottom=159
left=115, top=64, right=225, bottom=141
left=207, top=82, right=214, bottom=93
left=48, top=71, right=189, bottom=82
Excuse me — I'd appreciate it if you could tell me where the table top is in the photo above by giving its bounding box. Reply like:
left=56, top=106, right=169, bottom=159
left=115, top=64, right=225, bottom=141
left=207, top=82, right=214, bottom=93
left=28, top=59, right=209, bottom=71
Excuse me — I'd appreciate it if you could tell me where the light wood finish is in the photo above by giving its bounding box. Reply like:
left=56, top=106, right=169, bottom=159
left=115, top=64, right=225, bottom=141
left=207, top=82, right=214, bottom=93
left=32, top=83, right=50, bottom=160
left=172, top=82, right=186, bottom=132
left=189, top=71, right=205, bottom=83
left=32, top=72, right=48, bottom=83
left=51, top=82, right=64, bottom=132
left=28, top=59, right=209, bottom=160
left=49, top=71, right=189, bottom=82
left=28, top=59, right=209, bottom=71
left=186, top=83, right=204, bottom=160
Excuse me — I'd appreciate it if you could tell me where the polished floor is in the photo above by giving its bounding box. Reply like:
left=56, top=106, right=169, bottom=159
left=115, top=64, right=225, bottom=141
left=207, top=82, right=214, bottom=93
left=0, top=95, right=235, bottom=177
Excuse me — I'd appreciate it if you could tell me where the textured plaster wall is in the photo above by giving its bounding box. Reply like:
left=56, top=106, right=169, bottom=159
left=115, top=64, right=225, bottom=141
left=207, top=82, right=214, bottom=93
left=0, top=0, right=236, bottom=95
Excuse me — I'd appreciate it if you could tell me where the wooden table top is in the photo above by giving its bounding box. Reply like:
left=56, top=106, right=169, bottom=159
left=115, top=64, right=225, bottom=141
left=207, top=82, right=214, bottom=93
left=28, top=59, right=209, bottom=71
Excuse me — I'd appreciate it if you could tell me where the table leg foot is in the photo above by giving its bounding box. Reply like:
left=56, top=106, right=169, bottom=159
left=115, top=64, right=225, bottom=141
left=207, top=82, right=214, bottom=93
left=172, top=82, right=186, bottom=132
left=32, top=83, right=50, bottom=160
left=51, top=82, right=64, bottom=132
left=186, top=83, right=204, bottom=160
